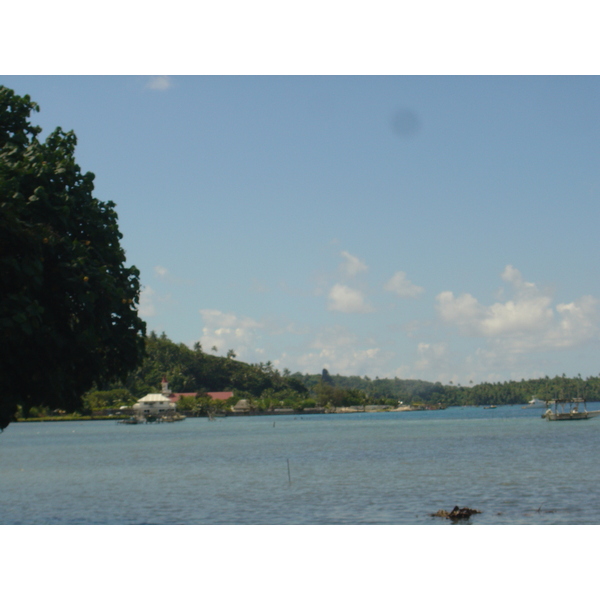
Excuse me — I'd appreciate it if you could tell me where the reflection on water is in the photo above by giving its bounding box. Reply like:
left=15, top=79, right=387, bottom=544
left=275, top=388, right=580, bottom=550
left=1, top=406, right=600, bottom=524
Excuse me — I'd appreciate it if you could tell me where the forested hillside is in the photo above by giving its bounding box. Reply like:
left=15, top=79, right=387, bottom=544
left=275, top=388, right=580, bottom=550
left=79, top=332, right=310, bottom=414
left=74, top=333, right=600, bottom=416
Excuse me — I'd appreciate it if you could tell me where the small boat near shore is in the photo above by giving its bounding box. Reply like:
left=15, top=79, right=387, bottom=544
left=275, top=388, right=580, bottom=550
left=542, top=398, right=600, bottom=421
left=117, top=416, right=144, bottom=425
left=522, top=396, right=547, bottom=409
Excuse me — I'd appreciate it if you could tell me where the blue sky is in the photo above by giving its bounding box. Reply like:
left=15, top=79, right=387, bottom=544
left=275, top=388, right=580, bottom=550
left=4, top=75, right=600, bottom=384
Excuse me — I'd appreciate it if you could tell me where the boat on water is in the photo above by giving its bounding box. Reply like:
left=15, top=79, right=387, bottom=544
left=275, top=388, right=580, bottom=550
left=483, top=405, right=497, bottom=410
left=117, top=416, right=144, bottom=425
left=542, top=398, right=600, bottom=421
left=522, top=396, right=547, bottom=409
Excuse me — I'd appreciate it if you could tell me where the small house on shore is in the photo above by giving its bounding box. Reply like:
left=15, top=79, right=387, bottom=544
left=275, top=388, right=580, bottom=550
left=232, top=398, right=251, bottom=414
left=132, top=393, right=176, bottom=416
left=132, top=378, right=177, bottom=416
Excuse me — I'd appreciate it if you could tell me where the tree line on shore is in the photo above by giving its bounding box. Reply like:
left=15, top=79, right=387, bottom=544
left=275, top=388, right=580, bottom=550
left=60, top=333, right=600, bottom=417
left=13, top=329, right=600, bottom=419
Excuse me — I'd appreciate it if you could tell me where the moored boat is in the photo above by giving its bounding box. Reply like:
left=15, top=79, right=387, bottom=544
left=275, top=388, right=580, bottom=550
left=542, top=398, right=600, bottom=421
left=117, top=416, right=145, bottom=425
left=522, top=396, right=547, bottom=409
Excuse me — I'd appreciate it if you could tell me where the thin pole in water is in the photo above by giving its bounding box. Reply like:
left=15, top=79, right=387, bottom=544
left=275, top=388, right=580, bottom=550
left=287, top=458, right=291, bottom=484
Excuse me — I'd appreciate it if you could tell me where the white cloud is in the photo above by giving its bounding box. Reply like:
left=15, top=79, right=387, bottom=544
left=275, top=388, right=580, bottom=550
left=501, top=264, right=535, bottom=292
left=294, top=326, right=381, bottom=374
left=436, top=291, right=485, bottom=334
left=414, top=342, right=448, bottom=371
left=199, top=309, right=263, bottom=358
left=138, top=286, right=156, bottom=317
left=436, top=266, right=599, bottom=352
left=328, top=284, right=373, bottom=313
left=459, top=347, right=551, bottom=384
left=384, top=271, right=424, bottom=298
left=483, top=296, right=553, bottom=337
left=340, top=251, right=368, bottom=277
left=437, top=289, right=555, bottom=337
left=528, top=295, right=597, bottom=351
left=146, top=76, right=172, bottom=91
left=154, top=265, right=168, bottom=279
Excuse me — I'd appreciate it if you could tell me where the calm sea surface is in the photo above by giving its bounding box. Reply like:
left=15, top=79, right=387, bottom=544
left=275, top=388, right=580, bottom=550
left=2, top=405, right=600, bottom=525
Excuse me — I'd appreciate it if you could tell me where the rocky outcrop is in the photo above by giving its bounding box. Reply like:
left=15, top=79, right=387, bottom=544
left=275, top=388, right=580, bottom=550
left=432, top=506, right=482, bottom=521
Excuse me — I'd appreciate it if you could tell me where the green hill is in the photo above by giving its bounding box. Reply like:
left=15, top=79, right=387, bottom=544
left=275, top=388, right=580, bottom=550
left=19, top=332, right=600, bottom=417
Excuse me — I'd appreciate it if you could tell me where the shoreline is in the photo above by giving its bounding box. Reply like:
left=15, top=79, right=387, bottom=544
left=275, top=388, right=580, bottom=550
left=11, top=405, right=440, bottom=424
left=13, top=415, right=125, bottom=423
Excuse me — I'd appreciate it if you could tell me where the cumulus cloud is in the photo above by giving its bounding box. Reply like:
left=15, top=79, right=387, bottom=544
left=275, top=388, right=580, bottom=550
left=340, top=251, right=368, bottom=277
left=384, top=271, right=424, bottom=298
left=199, top=309, right=263, bottom=358
left=436, top=265, right=599, bottom=352
left=328, top=284, right=373, bottom=313
left=501, top=264, right=536, bottom=292
left=146, top=76, right=172, bottom=91
left=294, top=326, right=381, bottom=374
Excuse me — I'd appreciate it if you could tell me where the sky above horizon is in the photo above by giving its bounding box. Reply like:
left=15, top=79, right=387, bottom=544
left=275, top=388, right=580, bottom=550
left=4, top=75, right=600, bottom=384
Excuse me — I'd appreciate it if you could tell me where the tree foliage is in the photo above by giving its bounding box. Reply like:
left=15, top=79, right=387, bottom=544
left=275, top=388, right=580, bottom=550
left=82, top=388, right=136, bottom=413
left=0, top=86, right=146, bottom=429
left=115, top=332, right=309, bottom=405
left=122, top=336, right=600, bottom=412
left=292, top=371, right=600, bottom=407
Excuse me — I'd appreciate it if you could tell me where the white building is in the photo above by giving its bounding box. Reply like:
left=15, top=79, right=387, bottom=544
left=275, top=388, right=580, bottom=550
left=132, top=378, right=177, bottom=417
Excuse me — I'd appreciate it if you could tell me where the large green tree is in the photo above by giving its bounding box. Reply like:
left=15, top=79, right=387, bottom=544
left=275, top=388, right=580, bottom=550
left=0, top=86, right=146, bottom=430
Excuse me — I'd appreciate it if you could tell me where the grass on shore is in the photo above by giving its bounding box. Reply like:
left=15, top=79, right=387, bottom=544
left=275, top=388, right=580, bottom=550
left=16, top=414, right=124, bottom=423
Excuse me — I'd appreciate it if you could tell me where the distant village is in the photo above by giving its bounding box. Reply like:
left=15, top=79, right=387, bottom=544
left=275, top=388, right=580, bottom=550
left=118, top=377, right=416, bottom=423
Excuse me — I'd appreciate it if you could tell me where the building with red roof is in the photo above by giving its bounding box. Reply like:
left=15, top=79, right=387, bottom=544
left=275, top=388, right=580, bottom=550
left=133, top=378, right=233, bottom=416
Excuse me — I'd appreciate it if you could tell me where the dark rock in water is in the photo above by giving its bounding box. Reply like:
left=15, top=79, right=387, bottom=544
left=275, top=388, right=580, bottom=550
left=449, top=506, right=481, bottom=520
left=432, top=506, right=482, bottom=520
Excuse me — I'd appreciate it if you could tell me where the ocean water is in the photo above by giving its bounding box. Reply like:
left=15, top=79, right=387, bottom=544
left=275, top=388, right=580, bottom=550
left=2, top=405, right=600, bottom=525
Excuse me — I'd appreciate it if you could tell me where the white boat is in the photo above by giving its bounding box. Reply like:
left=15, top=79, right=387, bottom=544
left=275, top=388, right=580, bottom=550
left=542, top=398, right=600, bottom=421
left=522, top=396, right=547, bottom=409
